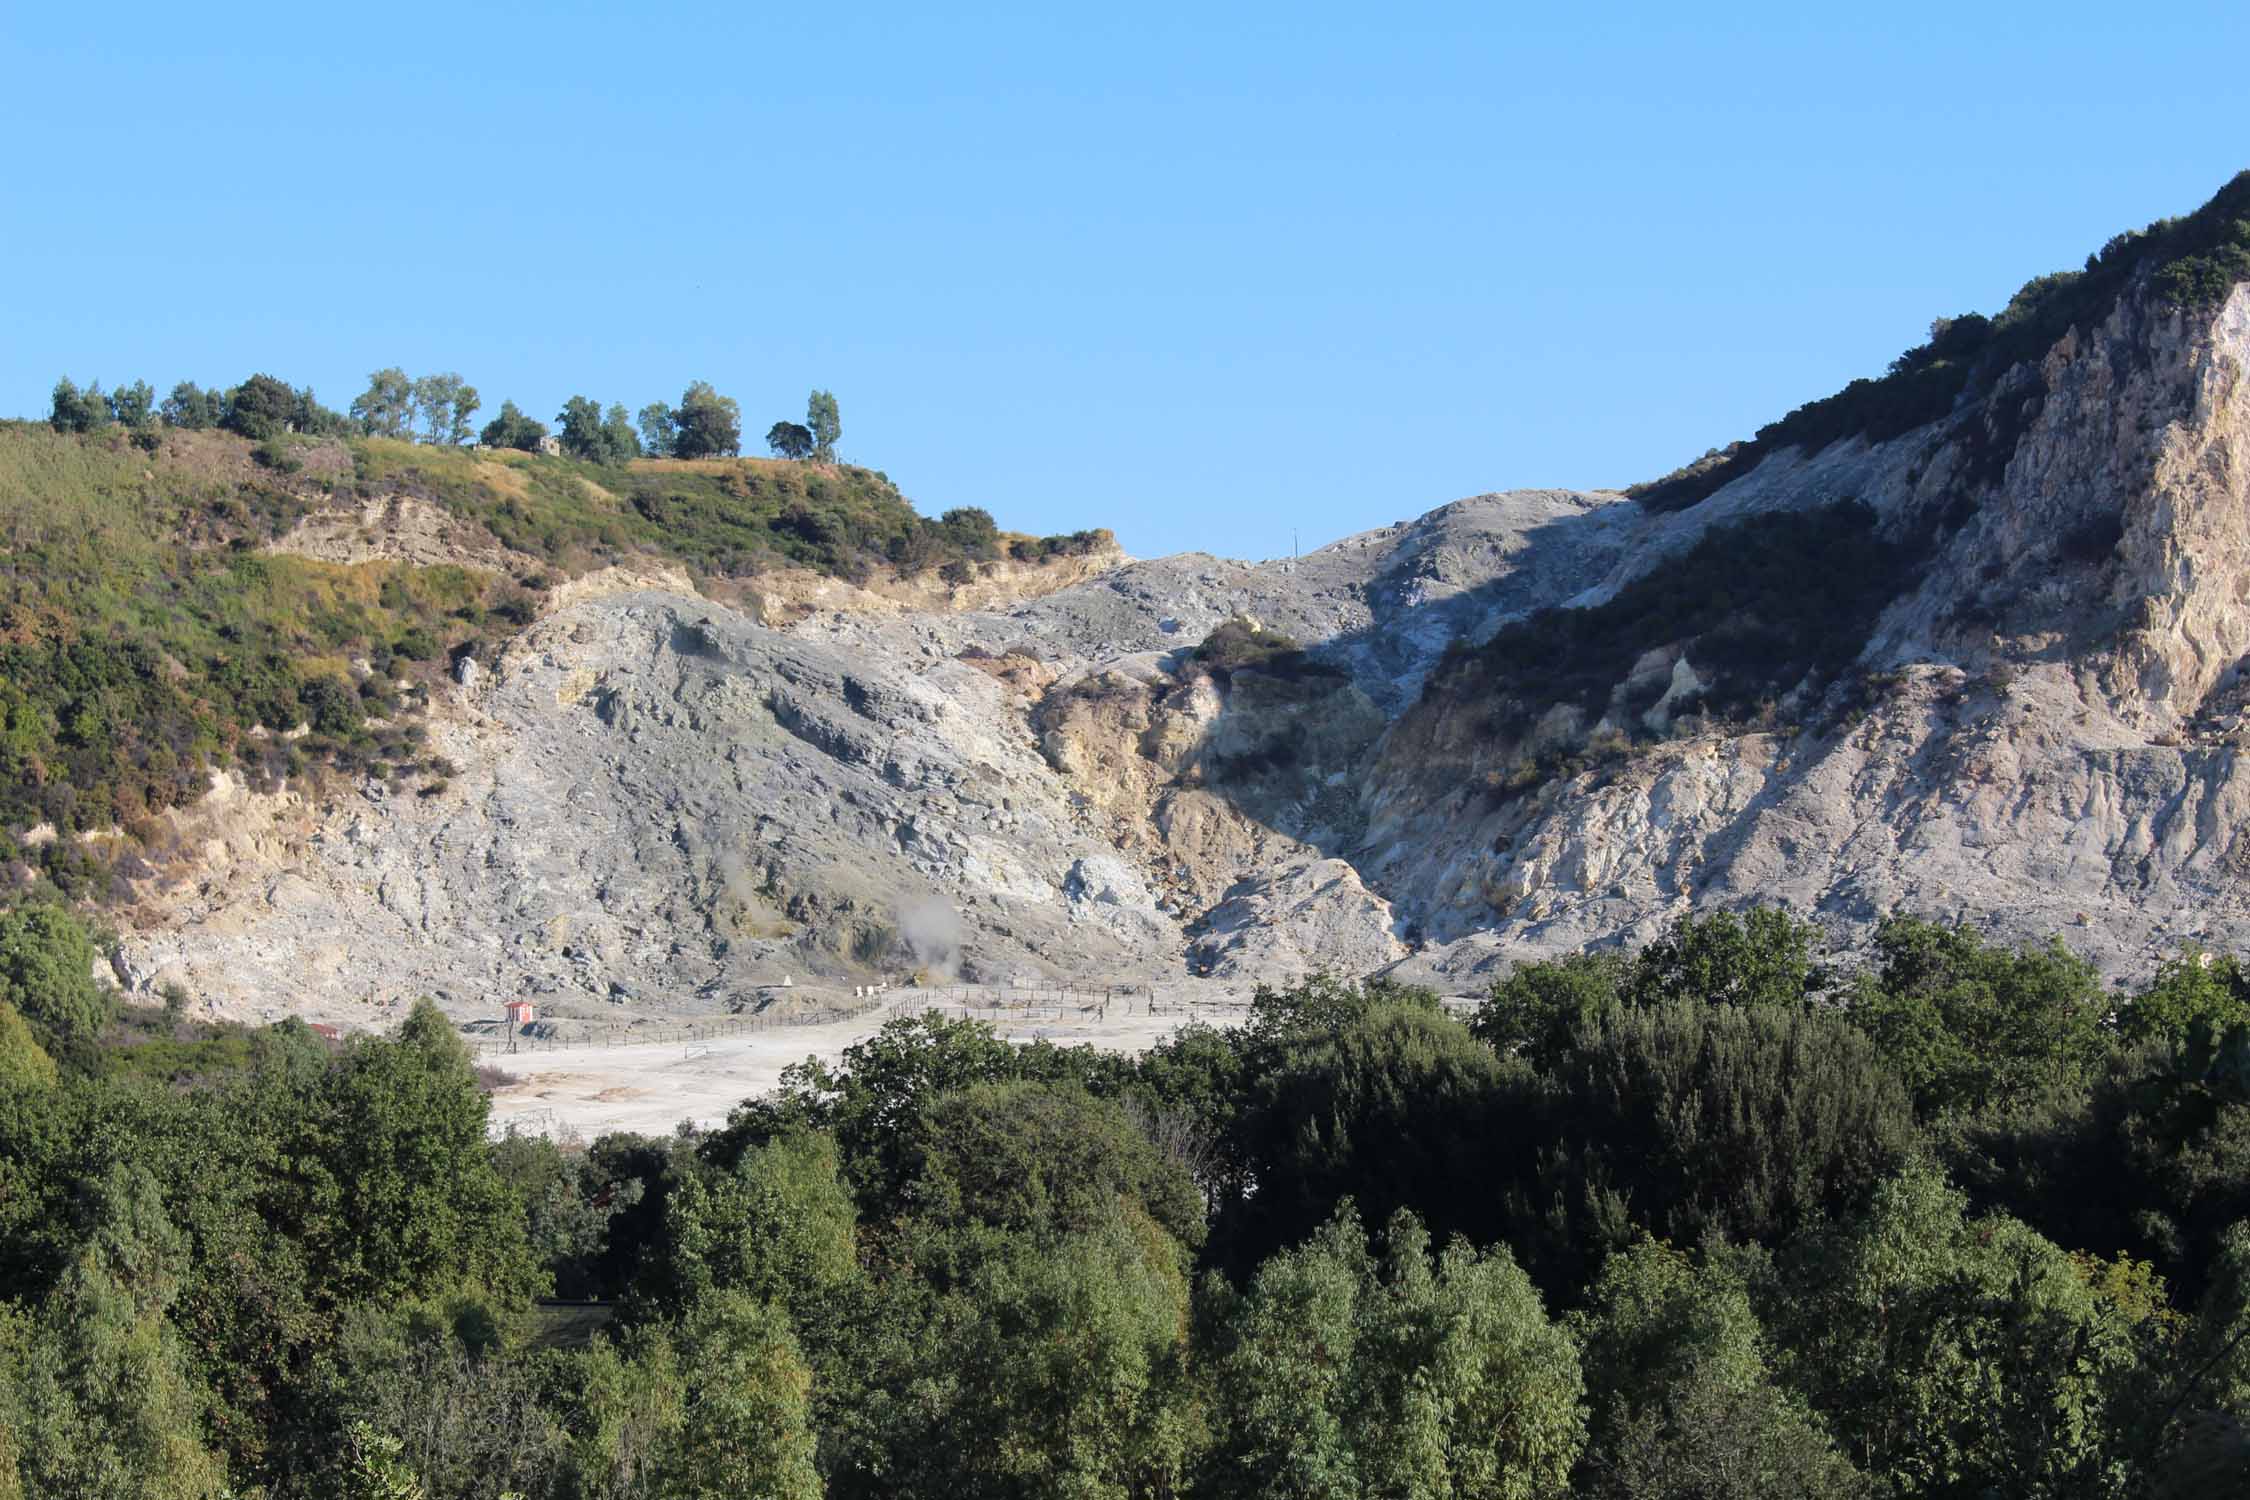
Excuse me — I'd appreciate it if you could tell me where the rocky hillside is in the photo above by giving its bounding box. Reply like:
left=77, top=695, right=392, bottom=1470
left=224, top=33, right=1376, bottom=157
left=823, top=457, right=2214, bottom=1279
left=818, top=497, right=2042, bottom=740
left=102, top=172, right=2250, bottom=1018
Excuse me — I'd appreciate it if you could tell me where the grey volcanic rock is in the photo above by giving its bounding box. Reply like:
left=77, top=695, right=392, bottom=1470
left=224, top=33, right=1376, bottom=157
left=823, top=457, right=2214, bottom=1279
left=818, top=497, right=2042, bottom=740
left=121, top=280, right=2250, bottom=1018
left=1372, top=281, right=2250, bottom=982
left=126, top=491, right=1625, bottom=1020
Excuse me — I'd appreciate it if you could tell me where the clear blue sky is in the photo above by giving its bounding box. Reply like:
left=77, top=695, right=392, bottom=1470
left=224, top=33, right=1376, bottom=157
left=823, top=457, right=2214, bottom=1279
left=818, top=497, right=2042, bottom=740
left=6, top=4, right=2246, bottom=560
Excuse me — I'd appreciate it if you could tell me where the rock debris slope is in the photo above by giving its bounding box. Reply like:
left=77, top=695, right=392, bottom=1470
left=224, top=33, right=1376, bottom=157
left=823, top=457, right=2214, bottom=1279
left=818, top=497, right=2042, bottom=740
left=122, top=249, right=2250, bottom=1018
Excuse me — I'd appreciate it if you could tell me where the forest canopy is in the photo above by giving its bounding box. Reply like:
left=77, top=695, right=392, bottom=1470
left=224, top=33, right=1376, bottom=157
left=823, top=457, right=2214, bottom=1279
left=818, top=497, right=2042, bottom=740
left=3, top=903, right=2249, bottom=1495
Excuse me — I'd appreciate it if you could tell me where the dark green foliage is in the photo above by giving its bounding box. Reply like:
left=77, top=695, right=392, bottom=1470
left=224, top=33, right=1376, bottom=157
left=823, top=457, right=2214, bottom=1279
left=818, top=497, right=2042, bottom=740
left=1218, top=988, right=1519, bottom=1273
left=1845, top=914, right=2110, bottom=1116
left=936, top=505, right=999, bottom=556
left=1510, top=1001, right=1915, bottom=1286
left=47, top=378, right=110, bottom=434
left=1474, top=949, right=1627, bottom=1065
left=765, top=419, right=814, bottom=459
left=1477, top=907, right=1831, bottom=1061
left=1432, top=501, right=1916, bottom=760
left=7, top=907, right=2250, bottom=1495
left=0, top=904, right=114, bottom=1070
left=1626, top=906, right=1828, bottom=1010
left=105, top=380, right=155, bottom=430
left=222, top=373, right=298, bottom=439
left=635, top=1130, right=860, bottom=1327
left=670, top=381, right=741, bottom=459
left=555, top=395, right=640, bottom=465
left=491, top=1130, right=639, bottom=1300
left=903, top=1080, right=1205, bottom=1249
left=665, top=1291, right=823, bottom=1498
left=1207, top=1207, right=1585, bottom=1499
left=806, top=388, right=840, bottom=462
left=477, top=399, right=547, bottom=452
left=1572, top=1240, right=1869, bottom=1498
left=2097, top=1026, right=2250, bottom=1298
left=2151, top=171, right=2250, bottom=309
left=1191, top=618, right=1346, bottom=695
left=159, top=382, right=220, bottom=429
left=297, top=1002, right=543, bottom=1304
left=1764, top=1164, right=2172, bottom=1497
left=872, top=1207, right=1200, bottom=1499
left=2123, top=948, right=2250, bottom=1046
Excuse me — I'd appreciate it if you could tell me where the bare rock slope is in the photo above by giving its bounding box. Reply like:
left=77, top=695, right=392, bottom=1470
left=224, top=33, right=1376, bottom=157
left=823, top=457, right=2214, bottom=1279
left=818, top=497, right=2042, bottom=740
left=123, top=275, right=2250, bottom=1018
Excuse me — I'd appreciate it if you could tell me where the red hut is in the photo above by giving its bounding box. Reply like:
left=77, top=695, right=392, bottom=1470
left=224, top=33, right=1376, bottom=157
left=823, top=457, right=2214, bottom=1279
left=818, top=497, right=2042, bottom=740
left=503, top=998, right=537, bottom=1029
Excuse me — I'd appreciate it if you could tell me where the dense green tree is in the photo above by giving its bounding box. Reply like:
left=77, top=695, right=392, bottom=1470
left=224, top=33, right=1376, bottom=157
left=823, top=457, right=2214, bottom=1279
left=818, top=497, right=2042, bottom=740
left=938, top=506, right=1000, bottom=558
left=1847, top=915, right=2111, bottom=1115
left=2105, top=1024, right=2250, bottom=1294
left=320, top=1293, right=561, bottom=1498
left=48, top=378, right=110, bottom=434
left=1572, top=1240, right=1867, bottom=1498
left=410, top=373, right=479, bottom=445
left=766, top=420, right=814, bottom=459
left=1626, top=906, right=1827, bottom=1010
left=1222, top=992, right=1519, bottom=1272
left=0, top=904, right=114, bottom=1070
left=1510, top=1001, right=1914, bottom=1290
left=1209, top=1207, right=1584, bottom=1499
left=478, top=399, right=547, bottom=452
left=491, top=1130, right=630, bottom=1300
left=2124, top=949, right=2250, bottom=1046
left=552, top=1325, right=685, bottom=1499
left=3, top=1165, right=229, bottom=1498
left=666, top=1291, right=822, bottom=1500
left=223, top=373, right=299, bottom=439
left=1767, top=1162, right=2171, bottom=1496
left=872, top=1207, right=1201, bottom=1500
left=903, top=1080, right=1205, bottom=1250
left=647, top=1130, right=861, bottom=1325
left=1474, top=950, right=1628, bottom=1065
left=558, top=395, right=643, bottom=465
left=296, top=1000, right=542, bottom=1303
left=350, top=368, right=417, bottom=438
left=729, top=1011, right=1030, bottom=1209
left=288, top=383, right=346, bottom=437
left=601, top=402, right=640, bottom=463
left=636, top=401, right=676, bottom=458
left=105, top=380, right=155, bottom=430
left=671, top=381, right=742, bottom=459
left=158, top=381, right=218, bottom=429
left=806, top=389, right=841, bottom=462
left=2173, top=1221, right=2250, bottom=1448
left=0, top=1004, right=55, bottom=1093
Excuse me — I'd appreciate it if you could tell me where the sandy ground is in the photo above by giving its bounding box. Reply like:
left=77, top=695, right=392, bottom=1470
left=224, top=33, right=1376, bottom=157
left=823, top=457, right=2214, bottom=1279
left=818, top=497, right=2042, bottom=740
left=485, top=987, right=1257, bottom=1140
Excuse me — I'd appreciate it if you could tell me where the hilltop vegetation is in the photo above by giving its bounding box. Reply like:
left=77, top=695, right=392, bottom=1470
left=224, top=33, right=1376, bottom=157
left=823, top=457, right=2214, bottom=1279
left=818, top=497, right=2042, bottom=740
left=1634, top=170, right=2250, bottom=511
left=0, top=398, right=1107, bottom=905
left=3, top=901, right=2249, bottom=1494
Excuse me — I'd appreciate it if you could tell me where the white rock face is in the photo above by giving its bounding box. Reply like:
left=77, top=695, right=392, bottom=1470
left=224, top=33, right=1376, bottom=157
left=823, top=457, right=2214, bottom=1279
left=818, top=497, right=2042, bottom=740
left=118, top=280, right=2250, bottom=1018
